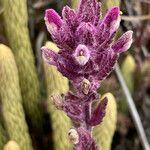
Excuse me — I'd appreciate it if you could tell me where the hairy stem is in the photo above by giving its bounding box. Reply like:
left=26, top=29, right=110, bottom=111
left=85, top=103, right=92, bottom=132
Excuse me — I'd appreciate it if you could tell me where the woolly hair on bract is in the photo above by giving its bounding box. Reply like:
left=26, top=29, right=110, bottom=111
left=0, top=44, right=33, bottom=150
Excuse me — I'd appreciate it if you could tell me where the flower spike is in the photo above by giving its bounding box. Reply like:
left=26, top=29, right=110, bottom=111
left=42, top=0, right=133, bottom=149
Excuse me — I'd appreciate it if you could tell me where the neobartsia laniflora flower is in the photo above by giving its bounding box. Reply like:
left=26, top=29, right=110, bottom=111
left=42, top=0, right=133, bottom=94
left=42, top=0, right=133, bottom=149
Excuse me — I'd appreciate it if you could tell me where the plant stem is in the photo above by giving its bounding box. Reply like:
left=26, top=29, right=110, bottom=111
left=85, top=103, right=92, bottom=132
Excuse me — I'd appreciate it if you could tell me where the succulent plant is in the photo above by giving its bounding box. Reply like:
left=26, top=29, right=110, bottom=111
left=118, top=55, right=136, bottom=113
left=0, top=123, right=7, bottom=149
left=0, top=44, right=33, bottom=150
left=0, top=0, right=42, bottom=129
left=4, top=141, right=20, bottom=150
left=101, top=0, right=120, bottom=14
left=71, top=0, right=79, bottom=9
left=42, top=0, right=133, bottom=149
left=121, top=54, right=136, bottom=93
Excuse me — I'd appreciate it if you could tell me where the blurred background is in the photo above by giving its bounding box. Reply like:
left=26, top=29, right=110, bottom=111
left=0, top=0, right=150, bottom=150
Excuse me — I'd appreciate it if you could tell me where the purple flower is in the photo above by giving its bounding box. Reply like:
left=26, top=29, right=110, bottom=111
left=42, top=2, right=133, bottom=89
left=73, top=44, right=90, bottom=66
left=42, top=0, right=133, bottom=149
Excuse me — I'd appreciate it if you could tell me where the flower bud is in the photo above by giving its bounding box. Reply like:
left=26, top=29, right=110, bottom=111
left=103, top=7, right=121, bottom=34
left=51, top=94, right=63, bottom=109
left=45, top=9, right=62, bottom=35
left=112, top=31, right=133, bottom=53
left=68, top=129, right=79, bottom=144
left=81, top=79, right=91, bottom=95
left=74, top=45, right=90, bottom=66
left=41, top=46, right=58, bottom=66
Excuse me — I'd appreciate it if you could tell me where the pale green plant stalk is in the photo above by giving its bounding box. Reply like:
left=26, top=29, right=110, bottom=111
left=4, top=141, right=20, bottom=150
left=71, top=0, right=79, bottom=9
left=101, top=0, right=120, bottom=14
left=71, top=0, right=120, bottom=13
left=119, top=55, right=135, bottom=113
left=0, top=44, right=33, bottom=150
left=121, top=55, right=136, bottom=93
left=0, top=0, right=42, bottom=128
left=0, top=123, right=7, bottom=149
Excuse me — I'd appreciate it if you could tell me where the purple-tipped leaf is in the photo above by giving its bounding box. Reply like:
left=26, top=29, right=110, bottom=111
left=62, top=6, right=77, bottom=28
left=95, top=51, right=118, bottom=81
left=112, top=30, right=133, bottom=53
left=88, top=97, right=108, bottom=126
left=78, top=0, right=101, bottom=25
left=76, top=22, right=96, bottom=45
left=102, top=7, right=121, bottom=36
left=41, top=47, right=58, bottom=66
left=45, top=9, right=62, bottom=34
left=95, top=7, right=121, bottom=47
